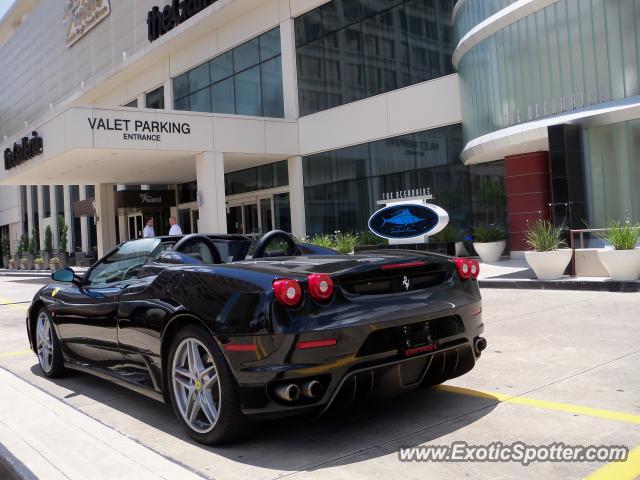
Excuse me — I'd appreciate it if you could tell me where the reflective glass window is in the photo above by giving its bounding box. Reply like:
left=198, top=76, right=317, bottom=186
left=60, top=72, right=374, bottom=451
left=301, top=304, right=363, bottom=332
left=173, top=28, right=283, bottom=118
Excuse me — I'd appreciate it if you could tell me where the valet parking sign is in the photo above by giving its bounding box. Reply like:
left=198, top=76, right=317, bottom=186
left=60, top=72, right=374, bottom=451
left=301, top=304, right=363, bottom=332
left=87, top=116, right=192, bottom=142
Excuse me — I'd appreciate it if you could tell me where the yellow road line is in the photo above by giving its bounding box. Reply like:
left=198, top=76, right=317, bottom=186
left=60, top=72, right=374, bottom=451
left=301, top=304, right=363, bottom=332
left=584, top=445, right=640, bottom=480
left=436, top=385, right=640, bottom=425
left=0, top=349, right=32, bottom=359
left=0, top=296, right=29, bottom=312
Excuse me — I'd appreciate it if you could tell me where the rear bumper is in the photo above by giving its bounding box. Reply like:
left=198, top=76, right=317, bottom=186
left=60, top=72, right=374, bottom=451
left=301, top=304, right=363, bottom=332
left=222, top=299, right=484, bottom=418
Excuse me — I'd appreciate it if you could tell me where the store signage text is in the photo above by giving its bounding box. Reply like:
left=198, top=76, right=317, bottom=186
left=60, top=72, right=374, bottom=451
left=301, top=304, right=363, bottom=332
left=368, top=203, right=449, bottom=240
left=147, top=0, right=218, bottom=42
left=140, top=193, right=162, bottom=204
left=115, top=190, right=176, bottom=209
left=4, top=132, right=44, bottom=170
left=88, top=117, right=191, bottom=142
left=64, top=0, right=111, bottom=47
left=381, top=188, right=432, bottom=201
left=502, top=89, right=612, bottom=129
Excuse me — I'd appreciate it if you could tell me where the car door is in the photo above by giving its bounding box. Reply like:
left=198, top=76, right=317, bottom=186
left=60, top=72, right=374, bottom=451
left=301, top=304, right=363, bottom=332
left=54, top=239, right=163, bottom=372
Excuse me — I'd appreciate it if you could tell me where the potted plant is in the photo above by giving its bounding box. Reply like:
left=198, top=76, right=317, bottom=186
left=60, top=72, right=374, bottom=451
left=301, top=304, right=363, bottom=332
left=595, top=218, right=640, bottom=281
left=1, top=234, right=9, bottom=269
left=19, top=256, right=28, bottom=270
left=472, top=225, right=507, bottom=263
left=429, top=225, right=467, bottom=256
left=58, top=215, right=69, bottom=268
left=523, top=220, right=572, bottom=280
left=15, top=234, right=27, bottom=268
left=34, top=256, right=44, bottom=271
left=28, top=228, right=38, bottom=270
left=49, top=256, right=60, bottom=271
left=8, top=258, right=16, bottom=270
left=44, top=225, right=53, bottom=267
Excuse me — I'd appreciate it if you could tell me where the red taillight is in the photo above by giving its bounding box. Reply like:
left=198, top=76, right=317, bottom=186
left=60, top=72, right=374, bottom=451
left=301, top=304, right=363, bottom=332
left=307, top=273, right=334, bottom=301
left=451, top=258, right=480, bottom=280
left=296, top=338, right=337, bottom=349
left=273, top=278, right=302, bottom=307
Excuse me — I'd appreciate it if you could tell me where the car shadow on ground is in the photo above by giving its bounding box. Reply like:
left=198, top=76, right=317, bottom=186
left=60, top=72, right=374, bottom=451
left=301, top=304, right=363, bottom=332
left=29, top=364, right=498, bottom=473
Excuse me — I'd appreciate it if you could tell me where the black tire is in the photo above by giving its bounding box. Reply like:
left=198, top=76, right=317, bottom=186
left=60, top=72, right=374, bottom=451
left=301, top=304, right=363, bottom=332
left=166, top=325, right=248, bottom=445
left=35, top=308, right=66, bottom=378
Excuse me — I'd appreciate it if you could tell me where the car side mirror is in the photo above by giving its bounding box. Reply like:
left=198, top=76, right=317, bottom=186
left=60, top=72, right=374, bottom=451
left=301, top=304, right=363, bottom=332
left=51, top=267, right=75, bottom=283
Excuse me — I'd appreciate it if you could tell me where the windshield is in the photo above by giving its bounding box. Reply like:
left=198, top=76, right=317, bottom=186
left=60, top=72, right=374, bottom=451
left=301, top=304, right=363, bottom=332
left=86, top=238, right=169, bottom=285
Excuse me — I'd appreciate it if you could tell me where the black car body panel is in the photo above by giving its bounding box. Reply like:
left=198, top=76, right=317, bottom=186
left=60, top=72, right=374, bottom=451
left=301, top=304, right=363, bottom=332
left=27, top=234, right=484, bottom=417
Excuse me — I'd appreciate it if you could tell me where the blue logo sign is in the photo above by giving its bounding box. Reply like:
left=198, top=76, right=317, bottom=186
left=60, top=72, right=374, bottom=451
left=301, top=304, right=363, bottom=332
left=368, top=203, right=449, bottom=239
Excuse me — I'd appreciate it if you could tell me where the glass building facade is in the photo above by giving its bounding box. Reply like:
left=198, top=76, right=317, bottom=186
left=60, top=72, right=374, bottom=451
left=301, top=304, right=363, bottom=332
left=453, top=0, right=518, bottom=43
left=303, top=124, right=506, bottom=235
left=225, top=161, right=289, bottom=196
left=584, top=119, right=640, bottom=225
left=456, top=0, right=640, bottom=143
left=295, top=0, right=456, bottom=116
left=173, top=28, right=284, bottom=117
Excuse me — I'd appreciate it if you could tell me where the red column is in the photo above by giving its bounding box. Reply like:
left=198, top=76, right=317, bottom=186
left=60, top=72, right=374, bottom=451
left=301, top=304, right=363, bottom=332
left=504, top=152, right=551, bottom=252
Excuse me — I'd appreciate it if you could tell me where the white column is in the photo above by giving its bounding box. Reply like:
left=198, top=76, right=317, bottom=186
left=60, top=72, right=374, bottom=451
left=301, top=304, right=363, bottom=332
left=50, top=186, right=59, bottom=250
left=94, top=184, right=117, bottom=258
left=37, top=185, right=44, bottom=250
left=26, top=185, right=34, bottom=239
left=118, top=210, right=127, bottom=243
left=279, top=18, right=299, bottom=119
left=63, top=185, right=74, bottom=254
left=79, top=185, right=90, bottom=253
left=287, top=156, right=306, bottom=239
left=196, top=152, right=227, bottom=233
left=163, top=79, right=173, bottom=110
left=137, top=93, right=145, bottom=108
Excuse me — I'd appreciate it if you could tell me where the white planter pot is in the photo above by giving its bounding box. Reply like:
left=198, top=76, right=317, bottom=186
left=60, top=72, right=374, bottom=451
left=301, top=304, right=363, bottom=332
left=524, top=249, right=573, bottom=280
left=597, top=248, right=640, bottom=281
left=473, top=240, right=506, bottom=263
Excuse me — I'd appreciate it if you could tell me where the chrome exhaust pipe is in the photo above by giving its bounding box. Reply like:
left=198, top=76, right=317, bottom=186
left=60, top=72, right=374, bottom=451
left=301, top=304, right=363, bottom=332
left=301, top=380, right=323, bottom=399
left=274, top=383, right=301, bottom=402
left=474, top=336, right=487, bottom=354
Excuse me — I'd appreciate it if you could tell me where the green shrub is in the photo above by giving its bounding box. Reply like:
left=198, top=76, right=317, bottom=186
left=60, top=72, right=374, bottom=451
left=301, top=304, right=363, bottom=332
left=1, top=235, right=9, bottom=256
left=595, top=218, right=640, bottom=250
left=44, top=225, right=53, bottom=254
left=58, top=223, right=69, bottom=252
left=473, top=225, right=506, bottom=243
left=430, top=224, right=462, bottom=243
left=357, top=230, right=387, bottom=246
left=29, top=228, right=38, bottom=255
left=18, top=233, right=28, bottom=255
left=306, top=232, right=362, bottom=253
left=333, top=232, right=360, bottom=254
left=524, top=220, right=566, bottom=252
left=307, top=234, right=335, bottom=249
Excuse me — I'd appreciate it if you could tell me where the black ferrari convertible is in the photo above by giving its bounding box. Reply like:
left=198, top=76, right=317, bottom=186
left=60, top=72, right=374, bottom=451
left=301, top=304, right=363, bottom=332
left=27, top=230, right=485, bottom=444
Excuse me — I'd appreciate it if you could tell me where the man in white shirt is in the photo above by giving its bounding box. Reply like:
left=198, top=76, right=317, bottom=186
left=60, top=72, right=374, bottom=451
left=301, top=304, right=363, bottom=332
left=168, top=216, right=183, bottom=235
left=142, top=218, right=155, bottom=238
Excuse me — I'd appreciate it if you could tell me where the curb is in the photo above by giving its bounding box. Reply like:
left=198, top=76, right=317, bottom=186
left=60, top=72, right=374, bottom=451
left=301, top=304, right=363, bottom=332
left=478, top=278, right=640, bottom=292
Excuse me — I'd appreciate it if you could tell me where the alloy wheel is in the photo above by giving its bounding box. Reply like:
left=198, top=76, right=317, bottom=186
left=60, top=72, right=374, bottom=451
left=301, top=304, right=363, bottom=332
left=36, top=312, right=54, bottom=373
left=171, top=338, right=221, bottom=434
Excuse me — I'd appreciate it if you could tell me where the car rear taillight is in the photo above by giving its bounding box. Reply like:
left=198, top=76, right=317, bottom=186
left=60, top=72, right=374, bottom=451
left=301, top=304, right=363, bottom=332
left=273, top=278, right=302, bottom=306
left=307, top=273, right=334, bottom=301
left=451, top=258, right=480, bottom=280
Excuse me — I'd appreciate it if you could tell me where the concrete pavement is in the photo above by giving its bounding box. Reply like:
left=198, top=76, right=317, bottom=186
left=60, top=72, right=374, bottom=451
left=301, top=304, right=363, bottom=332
left=0, top=275, right=639, bottom=479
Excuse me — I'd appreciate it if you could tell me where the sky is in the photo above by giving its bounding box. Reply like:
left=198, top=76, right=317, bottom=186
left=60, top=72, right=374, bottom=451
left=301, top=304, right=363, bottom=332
left=0, top=0, right=15, bottom=20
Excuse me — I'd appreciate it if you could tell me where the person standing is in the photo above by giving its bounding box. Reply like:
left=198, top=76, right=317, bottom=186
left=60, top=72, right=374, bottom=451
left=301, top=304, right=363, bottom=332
left=168, top=216, right=183, bottom=235
left=143, top=217, right=155, bottom=238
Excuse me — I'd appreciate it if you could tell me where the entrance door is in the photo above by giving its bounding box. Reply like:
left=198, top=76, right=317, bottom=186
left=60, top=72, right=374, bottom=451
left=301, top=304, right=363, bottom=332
left=128, top=214, right=143, bottom=240
left=226, top=192, right=291, bottom=236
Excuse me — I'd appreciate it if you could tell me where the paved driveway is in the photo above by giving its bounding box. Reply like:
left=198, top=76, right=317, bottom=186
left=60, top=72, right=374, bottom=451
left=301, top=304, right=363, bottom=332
left=0, top=276, right=638, bottom=479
